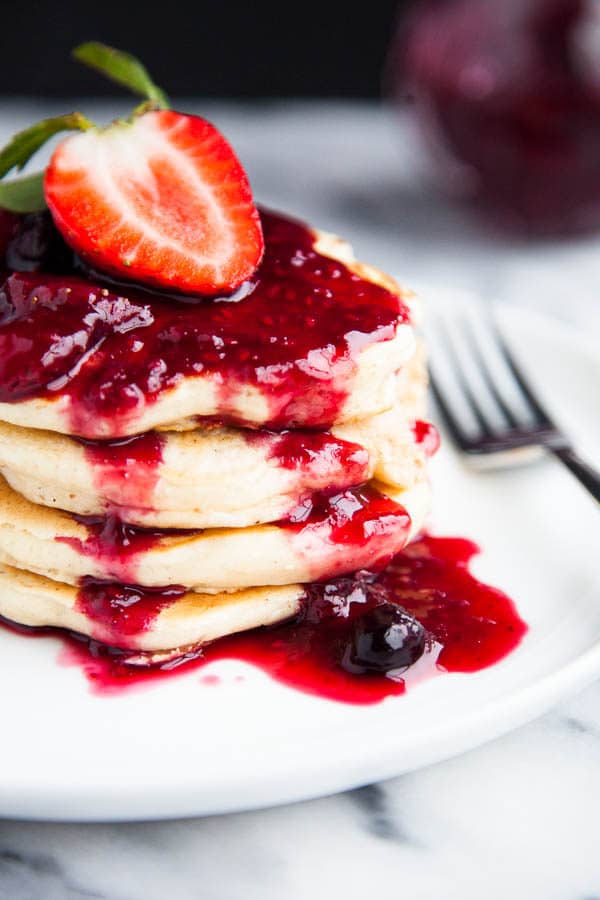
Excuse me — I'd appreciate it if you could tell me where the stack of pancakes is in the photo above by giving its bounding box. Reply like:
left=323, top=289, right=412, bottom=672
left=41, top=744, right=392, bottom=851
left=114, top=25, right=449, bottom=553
left=0, top=215, right=434, bottom=662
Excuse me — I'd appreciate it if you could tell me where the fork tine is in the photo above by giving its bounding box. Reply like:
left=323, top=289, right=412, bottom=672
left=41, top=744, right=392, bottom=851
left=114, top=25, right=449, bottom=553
left=428, top=370, right=472, bottom=449
left=434, top=315, right=494, bottom=436
left=428, top=304, right=600, bottom=498
left=490, top=315, right=553, bottom=427
left=463, top=317, right=520, bottom=429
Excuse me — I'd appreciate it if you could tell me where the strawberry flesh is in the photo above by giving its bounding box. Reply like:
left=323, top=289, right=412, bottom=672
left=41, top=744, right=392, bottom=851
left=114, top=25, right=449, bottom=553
left=44, top=110, right=264, bottom=296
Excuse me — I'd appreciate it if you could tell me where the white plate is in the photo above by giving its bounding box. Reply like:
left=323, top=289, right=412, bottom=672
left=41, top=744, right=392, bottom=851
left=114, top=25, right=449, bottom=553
left=0, top=303, right=598, bottom=822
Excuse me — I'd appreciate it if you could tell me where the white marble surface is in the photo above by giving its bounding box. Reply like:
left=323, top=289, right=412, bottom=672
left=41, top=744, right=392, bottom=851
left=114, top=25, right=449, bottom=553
left=1, top=101, right=600, bottom=898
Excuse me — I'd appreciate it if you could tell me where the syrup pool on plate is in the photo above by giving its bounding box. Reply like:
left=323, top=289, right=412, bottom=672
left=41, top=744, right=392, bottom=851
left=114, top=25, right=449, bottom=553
left=0, top=534, right=527, bottom=704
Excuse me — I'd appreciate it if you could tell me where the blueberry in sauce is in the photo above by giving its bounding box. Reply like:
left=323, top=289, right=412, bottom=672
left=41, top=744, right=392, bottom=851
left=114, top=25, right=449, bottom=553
left=342, top=602, right=426, bottom=675
left=5, top=211, right=73, bottom=273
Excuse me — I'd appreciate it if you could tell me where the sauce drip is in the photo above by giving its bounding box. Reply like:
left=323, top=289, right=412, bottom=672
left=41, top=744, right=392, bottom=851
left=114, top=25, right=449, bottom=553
left=251, top=428, right=370, bottom=489
left=209, top=534, right=526, bottom=703
left=76, top=579, right=186, bottom=645
left=79, top=432, right=166, bottom=515
left=57, top=515, right=197, bottom=583
left=283, top=484, right=412, bottom=577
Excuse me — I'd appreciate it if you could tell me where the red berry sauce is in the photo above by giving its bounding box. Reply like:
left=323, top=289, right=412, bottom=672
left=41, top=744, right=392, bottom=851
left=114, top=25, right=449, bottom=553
left=0, top=534, right=527, bottom=703
left=0, top=210, right=409, bottom=437
left=76, top=579, right=186, bottom=646
left=250, top=428, right=370, bottom=491
left=210, top=534, right=526, bottom=703
left=283, top=484, right=412, bottom=578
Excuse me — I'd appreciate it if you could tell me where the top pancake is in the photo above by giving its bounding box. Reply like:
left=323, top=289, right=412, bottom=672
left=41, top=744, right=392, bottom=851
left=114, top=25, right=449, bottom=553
left=0, top=210, right=415, bottom=439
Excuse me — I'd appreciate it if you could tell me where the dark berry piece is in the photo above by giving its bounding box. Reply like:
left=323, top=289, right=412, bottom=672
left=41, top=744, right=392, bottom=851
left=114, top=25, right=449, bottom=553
left=5, top=211, right=73, bottom=273
left=342, top=603, right=426, bottom=674
left=0, top=209, right=19, bottom=259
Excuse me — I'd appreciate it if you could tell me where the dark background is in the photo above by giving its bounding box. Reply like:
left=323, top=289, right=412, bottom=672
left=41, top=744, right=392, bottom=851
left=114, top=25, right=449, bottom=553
left=0, top=0, right=408, bottom=98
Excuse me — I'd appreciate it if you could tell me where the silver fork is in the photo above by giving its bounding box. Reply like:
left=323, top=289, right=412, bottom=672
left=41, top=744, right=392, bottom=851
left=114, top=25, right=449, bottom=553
left=427, top=306, right=600, bottom=503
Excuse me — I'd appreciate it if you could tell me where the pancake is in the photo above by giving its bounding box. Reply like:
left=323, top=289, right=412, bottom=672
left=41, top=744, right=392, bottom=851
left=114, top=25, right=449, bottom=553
left=0, top=345, right=431, bottom=528
left=0, top=473, right=431, bottom=592
left=0, top=562, right=302, bottom=655
left=0, top=214, right=416, bottom=438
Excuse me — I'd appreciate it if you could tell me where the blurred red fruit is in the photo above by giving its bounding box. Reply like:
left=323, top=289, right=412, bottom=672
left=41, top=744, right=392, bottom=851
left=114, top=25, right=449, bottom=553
left=391, top=0, right=600, bottom=235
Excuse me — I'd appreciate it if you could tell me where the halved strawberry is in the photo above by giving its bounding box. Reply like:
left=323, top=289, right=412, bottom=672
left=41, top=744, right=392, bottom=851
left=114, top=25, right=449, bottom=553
left=44, top=110, right=264, bottom=295
left=0, top=43, right=264, bottom=295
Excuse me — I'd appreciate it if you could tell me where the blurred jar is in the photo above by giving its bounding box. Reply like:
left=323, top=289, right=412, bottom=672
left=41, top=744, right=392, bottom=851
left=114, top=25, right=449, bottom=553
left=390, top=0, right=600, bottom=235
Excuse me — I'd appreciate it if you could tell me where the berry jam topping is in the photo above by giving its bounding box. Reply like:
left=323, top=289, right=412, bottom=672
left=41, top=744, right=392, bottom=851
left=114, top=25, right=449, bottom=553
left=413, top=420, right=440, bottom=458
left=0, top=210, right=408, bottom=435
left=341, top=601, right=426, bottom=674
left=0, top=534, right=526, bottom=703
left=266, top=430, right=369, bottom=476
left=283, top=485, right=412, bottom=577
left=76, top=578, right=186, bottom=646
left=78, top=432, right=165, bottom=515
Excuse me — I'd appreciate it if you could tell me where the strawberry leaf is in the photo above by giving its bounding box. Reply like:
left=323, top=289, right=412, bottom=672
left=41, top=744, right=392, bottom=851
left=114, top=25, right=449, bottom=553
left=73, top=42, right=169, bottom=109
left=0, top=113, right=93, bottom=179
left=0, top=172, right=46, bottom=212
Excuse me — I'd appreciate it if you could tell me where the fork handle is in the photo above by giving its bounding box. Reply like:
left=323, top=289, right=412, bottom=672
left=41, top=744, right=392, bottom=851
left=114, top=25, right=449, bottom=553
left=550, top=447, right=600, bottom=503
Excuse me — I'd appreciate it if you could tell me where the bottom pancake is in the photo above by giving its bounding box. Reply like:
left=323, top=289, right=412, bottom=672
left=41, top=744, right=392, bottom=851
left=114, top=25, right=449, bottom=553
left=0, top=562, right=303, bottom=655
